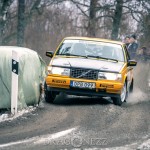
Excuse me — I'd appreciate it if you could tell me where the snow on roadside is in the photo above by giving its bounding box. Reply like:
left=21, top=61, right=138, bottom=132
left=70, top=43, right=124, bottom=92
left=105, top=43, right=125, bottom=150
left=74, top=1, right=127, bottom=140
left=0, top=106, right=37, bottom=123
left=137, top=139, right=150, bottom=150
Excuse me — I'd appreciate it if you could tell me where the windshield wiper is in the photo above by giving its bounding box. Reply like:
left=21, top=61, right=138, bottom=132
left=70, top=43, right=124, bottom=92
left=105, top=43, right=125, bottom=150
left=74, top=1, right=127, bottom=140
left=56, top=53, right=87, bottom=57
left=86, top=55, right=118, bottom=62
left=104, top=57, right=118, bottom=62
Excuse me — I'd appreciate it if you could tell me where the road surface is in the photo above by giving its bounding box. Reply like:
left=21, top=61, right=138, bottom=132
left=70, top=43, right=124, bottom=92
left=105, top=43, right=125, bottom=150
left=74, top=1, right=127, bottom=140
left=0, top=62, right=149, bottom=150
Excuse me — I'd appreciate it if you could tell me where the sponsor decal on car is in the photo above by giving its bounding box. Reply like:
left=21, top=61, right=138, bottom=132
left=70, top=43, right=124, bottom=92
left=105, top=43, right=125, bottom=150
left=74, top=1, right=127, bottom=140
left=100, top=84, right=114, bottom=88
left=52, top=79, right=66, bottom=84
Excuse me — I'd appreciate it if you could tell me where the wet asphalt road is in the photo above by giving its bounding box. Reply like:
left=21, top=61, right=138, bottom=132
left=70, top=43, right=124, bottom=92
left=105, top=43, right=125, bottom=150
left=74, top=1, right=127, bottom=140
left=0, top=62, right=149, bottom=150
left=0, top=96, right=149, bottom=150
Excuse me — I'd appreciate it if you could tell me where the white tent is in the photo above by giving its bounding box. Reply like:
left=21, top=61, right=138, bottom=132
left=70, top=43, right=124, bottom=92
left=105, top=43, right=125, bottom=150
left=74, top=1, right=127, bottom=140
left=0, top=46, right=46, bottom=109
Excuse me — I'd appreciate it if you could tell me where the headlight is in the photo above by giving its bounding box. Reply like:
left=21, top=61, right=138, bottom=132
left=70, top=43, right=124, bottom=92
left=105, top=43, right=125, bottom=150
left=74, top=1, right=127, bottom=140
left=98, top=72, right=122, bottom=81
left=47, top=66, right=70, bottom=76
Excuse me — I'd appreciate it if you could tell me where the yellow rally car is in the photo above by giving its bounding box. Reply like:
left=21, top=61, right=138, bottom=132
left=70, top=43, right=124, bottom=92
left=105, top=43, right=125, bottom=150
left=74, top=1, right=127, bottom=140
left=45, top=37, right=137, bottom=106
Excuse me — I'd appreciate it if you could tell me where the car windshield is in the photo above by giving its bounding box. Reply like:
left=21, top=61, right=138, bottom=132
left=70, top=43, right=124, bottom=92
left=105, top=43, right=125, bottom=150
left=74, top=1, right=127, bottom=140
left=56, top=39, right=125, bottom=62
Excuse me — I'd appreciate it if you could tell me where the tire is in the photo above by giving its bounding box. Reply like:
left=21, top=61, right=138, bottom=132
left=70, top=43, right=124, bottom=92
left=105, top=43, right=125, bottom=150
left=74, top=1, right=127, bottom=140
left=129, top=79, right=134, bottom=93
left=112, top=82, right=127, bottom=106
left=44, top=82, right=56, bottom=103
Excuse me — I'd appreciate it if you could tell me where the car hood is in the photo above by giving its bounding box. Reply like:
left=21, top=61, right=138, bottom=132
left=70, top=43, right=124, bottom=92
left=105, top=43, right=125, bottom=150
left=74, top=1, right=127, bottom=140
left=51, top=57, right=124, bottom=72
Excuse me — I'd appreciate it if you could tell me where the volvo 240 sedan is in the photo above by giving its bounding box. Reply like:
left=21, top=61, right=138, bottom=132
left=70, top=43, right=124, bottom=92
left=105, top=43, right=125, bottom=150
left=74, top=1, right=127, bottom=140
left=45, top=37, right=137, bottom=106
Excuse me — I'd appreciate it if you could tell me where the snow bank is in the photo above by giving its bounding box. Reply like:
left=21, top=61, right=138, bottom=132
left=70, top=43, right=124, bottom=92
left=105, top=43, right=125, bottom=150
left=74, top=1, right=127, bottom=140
left=0, top=46, right=46, bottom=109
left=0, top=106, right=36, bottom=123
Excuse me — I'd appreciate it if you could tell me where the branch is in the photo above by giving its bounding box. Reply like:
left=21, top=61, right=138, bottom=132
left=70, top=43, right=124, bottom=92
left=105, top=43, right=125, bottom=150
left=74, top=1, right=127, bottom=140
left=96, top=15, right=114, bottom=20
left=74, top=3, right=89, bottom=18
left=2, top=32, right=17, bottom=44
left=123, top=5, right=144, bottom=22
left=130, top=11, right=142, bottom=23
left=30, top=0, right=43, bottom=15
left=70, top=0, right=90, bottom=8
left=1, top=0, right=14, bottom=20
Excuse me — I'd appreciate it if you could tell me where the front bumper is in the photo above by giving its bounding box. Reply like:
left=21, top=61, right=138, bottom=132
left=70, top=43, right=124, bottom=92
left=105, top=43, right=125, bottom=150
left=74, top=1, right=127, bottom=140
left=46, top=75, right=123, bottom=97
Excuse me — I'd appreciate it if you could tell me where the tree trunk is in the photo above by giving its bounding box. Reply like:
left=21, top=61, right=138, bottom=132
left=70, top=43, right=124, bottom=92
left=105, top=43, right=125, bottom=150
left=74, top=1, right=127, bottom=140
left=0, top=13, right=4, bottom=45
left=17, top=0, right=25, bottom=46
left=111, top=0, right=123, bottom=40
left=0, top=0, right=13, bottom=45
left=87, top=0, right=98, bottom=37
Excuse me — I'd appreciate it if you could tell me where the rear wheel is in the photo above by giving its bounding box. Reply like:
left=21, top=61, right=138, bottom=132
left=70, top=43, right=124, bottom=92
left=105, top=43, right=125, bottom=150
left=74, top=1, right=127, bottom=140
left=112, top=83, right=127, bottom=106
left=44, top=82, right=57, bottom=103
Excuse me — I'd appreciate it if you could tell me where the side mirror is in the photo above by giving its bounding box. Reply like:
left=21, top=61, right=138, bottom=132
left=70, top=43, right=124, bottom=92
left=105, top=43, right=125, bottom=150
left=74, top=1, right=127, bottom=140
left=127, top=60, right=137, bottom=66
left=46, top=51, right=53, bottom=58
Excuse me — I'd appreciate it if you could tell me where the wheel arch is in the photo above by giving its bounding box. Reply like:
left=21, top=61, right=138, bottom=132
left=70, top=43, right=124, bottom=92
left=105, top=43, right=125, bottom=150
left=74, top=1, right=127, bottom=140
left=123, top=73, right=128, bottom=86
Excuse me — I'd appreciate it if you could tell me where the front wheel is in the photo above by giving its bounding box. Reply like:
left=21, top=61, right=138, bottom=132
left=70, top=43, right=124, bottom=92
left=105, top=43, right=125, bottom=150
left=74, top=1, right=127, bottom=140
left=44, top=82, right=57, bottom=103
left=112, top=83, right=127, bottom=106
left=129, top=79, right=134, bottom=93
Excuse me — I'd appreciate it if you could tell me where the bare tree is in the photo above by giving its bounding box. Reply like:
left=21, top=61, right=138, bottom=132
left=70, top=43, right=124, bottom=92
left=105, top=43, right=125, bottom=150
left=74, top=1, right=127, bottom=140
left=69, top=0, right=150, bottom=40
left=17, top=0, right=25, bottom=46
left=87, top=0, right=98, bottom=37
left=2, top=0, right=150, bottom=50
left=25, top=4, right=76, bottom=61
left=136, top=0, right=150, bottom=46
left=111, top=0, right=123, bottom=40
left=0, top=0, right=14, bottom=45
left=17, top=0, right=66, bottom=46
left=70, top=0, right=99, bottom=37
left=70, top=0, right=123, bottom=38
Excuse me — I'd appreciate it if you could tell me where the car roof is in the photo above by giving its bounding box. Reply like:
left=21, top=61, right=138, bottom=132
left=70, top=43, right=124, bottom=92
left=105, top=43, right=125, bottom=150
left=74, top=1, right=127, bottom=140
left=64, top=37, right=124, bottom=46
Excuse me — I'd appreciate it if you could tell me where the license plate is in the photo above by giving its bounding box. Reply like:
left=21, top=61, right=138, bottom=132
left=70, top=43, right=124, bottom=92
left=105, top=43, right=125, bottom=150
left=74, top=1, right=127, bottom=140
left=70, top=81, right=95, bottom=89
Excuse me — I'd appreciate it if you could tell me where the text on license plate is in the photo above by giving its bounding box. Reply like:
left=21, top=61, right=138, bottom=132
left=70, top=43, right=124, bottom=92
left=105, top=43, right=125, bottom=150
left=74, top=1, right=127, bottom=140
left=70, top=81, right=95, bottom=89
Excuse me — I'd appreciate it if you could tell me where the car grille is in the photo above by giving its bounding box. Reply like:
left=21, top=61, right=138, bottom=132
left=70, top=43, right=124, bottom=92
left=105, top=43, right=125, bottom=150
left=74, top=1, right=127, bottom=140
left=70, top=68, right=98, bottom=80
